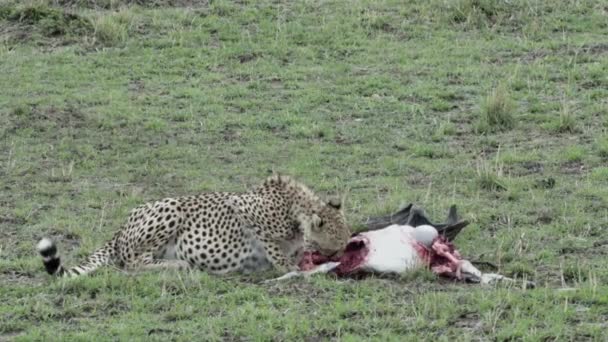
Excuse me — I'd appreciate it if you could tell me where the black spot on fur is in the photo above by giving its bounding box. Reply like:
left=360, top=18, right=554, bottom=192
left=43, top=257, right=61, bottom=275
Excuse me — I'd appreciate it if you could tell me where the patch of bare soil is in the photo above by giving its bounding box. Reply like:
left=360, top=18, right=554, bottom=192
left=1, top=4, right=92, bottom=46
left=128, top=78, right=145, bottom=94
left=511, top=161, right=544, bottom=176
left=582, top=43, right=608, bottom=55
left=0, top=215, right=26, bottom=226
left=7, top=105, right=88, bottom=135
left=303, top=329, right=339, bottom=342
left=449, top=311, right=483, bottom=335
left=0, top=269, right=38, bottom=285
left=148, top=328, right=174, bottom=336
left=221, top=123, right=243, bottom=142
left=0, top=330, right=24, bottom=341
left=529, top=207, right=553, bottom=224
left=520, top=43, right=608, bottom=63
left=533, top=177, right=556, bottom=190
left=236, top=52, right=259, bottom=64
left=560, top=161, right=585, bottom=175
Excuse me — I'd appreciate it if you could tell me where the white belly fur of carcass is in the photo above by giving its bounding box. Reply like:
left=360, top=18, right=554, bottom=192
left=357, top=224, right=424, bottom=273
left=267, top=223, right=535, bottom=288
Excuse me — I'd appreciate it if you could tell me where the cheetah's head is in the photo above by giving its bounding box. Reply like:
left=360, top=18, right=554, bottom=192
left=299, top=198, right=351, bottom=257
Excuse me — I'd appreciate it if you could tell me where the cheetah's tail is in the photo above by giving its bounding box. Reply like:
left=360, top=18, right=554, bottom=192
left=36, top=238, right=114, bottom=277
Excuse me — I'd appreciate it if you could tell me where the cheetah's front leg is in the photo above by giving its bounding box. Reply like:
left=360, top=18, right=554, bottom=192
left=227, top=195, right=300, bottom=272
left=259, top=238, right=299, bottom=273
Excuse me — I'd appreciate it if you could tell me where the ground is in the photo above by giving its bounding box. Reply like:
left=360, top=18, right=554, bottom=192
left=1, top=0, right=607, bottom=340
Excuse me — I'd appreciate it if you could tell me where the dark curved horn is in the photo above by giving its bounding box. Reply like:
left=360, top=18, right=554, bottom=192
left=362, top=204, right=469, bottom=242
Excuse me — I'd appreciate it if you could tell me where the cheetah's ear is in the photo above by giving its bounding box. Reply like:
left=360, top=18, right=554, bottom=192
left=327, top=198, right=342, bottom=210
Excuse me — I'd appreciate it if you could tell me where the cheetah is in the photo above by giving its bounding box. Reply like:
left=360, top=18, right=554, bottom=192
left=36, top=175, right=352, bottom=277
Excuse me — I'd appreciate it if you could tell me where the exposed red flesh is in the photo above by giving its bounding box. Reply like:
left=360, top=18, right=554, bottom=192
left=333, top=238, right=369, bottom=276
left=298, top=251, right=333, bottom=271
left=412, top=235, right=462, bottom=275
left=429, top=236, right=463, bottom=279
left=298, top=237, right=370, bottom=274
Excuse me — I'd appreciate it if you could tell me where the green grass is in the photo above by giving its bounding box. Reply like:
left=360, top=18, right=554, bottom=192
left=2, top=0, right=608, bottom=340
left=475, top=157, right=508, bottom=192
left=596, top=135, right=608, bottom=158
left=476, top=84, right=516, bottom=133
left=542, top=100, right=578, bottom=133
left=563, top=145, right=586, bottom=163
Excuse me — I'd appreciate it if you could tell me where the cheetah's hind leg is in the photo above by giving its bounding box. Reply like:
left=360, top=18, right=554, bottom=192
left=143, top=259, right=191, bottom=271
left=127, top=252, right=191, bottom=272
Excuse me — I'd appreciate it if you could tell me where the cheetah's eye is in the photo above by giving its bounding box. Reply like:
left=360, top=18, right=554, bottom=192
left=318, top=220, right=325, bottom=228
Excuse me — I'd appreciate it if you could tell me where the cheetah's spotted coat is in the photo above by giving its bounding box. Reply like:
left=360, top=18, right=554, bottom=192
left=37, top=175, right=351, bottom=277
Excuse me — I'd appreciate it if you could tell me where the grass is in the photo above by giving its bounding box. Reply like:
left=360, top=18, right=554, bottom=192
left=543, top=100, right=578, bottom=133
left=596, top=135, right=608, bottom=158
left=475, top=157, right=507, bottom=192
left=563, top=145, right=585, bottom=163
left=476, top=84, right=516, bottom=133
left=2, top=0, right=608, bottom=340
left=92, top=11, right=130, bottom=46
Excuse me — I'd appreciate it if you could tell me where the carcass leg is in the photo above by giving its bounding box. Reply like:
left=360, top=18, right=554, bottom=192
left=431, top=240, right=463, bottom=279
left=264, top=262, right=341, bottom=283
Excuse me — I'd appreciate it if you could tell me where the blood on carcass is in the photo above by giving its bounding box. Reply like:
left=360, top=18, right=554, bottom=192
left=298, top=225, right=465, bottom=280
left=280, top=224, right=532, bottom=288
